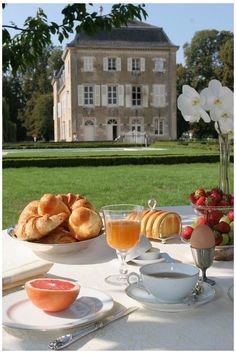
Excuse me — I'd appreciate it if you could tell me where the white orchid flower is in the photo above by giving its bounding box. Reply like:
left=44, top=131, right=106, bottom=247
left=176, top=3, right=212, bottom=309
left=177, top=85, right=211, bottom=123
left=214, top=112, right=234, bottom=135
left=200, top=79, right=234, bottom=121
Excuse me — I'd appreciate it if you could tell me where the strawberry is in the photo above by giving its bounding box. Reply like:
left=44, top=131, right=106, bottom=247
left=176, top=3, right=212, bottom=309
left=213, top=221, right=230, bottom=234
left=196, top=196, right=206, bottom=206
left=215, top=235, right=223, bottom=246
left=227, top=210, right=234, bottom=222
left=196, top=217, right=208, bottom=225
left=217, top=200, right=230, bottom=207
left=207, top=210, right=223, bottom=226
left=210, top=190, right=222, bottom=203
left=229, top=197, right=234, bottom=206
left=189, top=192, right=197, bottom=204
left=194, top=188, right=206, bottom=199
left=181, top=226, right=193, bottom=240
left=205, top=196, right=217, bottom=207
left=210, top=187, right=223, bottom=196
left=222, top=193, right=232, bottom=203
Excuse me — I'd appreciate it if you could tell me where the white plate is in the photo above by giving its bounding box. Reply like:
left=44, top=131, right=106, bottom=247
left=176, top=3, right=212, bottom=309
left=125, top=282, right=215, bottom=312
left=3, top=287, right=113, bottom=330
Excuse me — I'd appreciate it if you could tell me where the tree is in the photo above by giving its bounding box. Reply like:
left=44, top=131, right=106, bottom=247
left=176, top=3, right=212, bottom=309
left=23, top=93, right=53, bottom=141
left=177, top=29, right=234, bottom=139
left=3, top=46, right=63, bottom=141
left=3, top=3, right=147, bottom=74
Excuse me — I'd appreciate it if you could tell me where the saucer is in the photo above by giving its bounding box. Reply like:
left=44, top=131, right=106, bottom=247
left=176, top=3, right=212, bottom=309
left=125, top=282, right=215, bottom=312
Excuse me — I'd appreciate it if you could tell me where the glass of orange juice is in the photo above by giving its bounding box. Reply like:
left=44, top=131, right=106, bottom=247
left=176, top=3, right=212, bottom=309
left=101, top=204, right=144, bottom=285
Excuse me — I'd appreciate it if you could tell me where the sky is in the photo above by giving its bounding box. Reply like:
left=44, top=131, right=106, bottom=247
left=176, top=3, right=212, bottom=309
left=2, top=2, right=234, bottom=65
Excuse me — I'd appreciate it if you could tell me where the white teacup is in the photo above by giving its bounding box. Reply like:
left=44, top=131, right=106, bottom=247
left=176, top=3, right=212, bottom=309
left=128, top=262, right=199, bottom=303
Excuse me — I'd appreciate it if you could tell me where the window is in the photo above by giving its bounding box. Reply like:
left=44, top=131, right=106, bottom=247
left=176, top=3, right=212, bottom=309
left=154, top=58, right=165, bottom=73
left=154, top=118, right=164, bottom=135
left=107, top=86, right=117, bottom=105
left=132, top=58, right=140, bottom=71
left=108, top=58, right=117, bottom=71
left=84, top=86, right=94, bottom=105
left=83, top=57, right=93, bottom=72
left=85, top=119, right=94, bottom=126
left=132, top=86, right=142, bottom=106
left=131, top=118, right=142, bottom=132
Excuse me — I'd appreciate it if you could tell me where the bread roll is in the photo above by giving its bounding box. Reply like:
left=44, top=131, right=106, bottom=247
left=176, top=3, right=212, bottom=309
left=14, top=212, right=68, bottom=241
left=38, top=194, right=70, bottom=216
left=56, top=193, right=84, bottom=210
left=69, top=207, right=102, bottom=241
left=71, top=198, right=95, bottom=211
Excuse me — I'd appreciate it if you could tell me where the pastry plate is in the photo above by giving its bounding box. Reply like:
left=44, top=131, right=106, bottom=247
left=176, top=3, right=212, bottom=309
left=3, top=287, right=113, bottom=330
left=7, top=226, right=111, bottom=265
left=125, top=282, right=215, bottom=312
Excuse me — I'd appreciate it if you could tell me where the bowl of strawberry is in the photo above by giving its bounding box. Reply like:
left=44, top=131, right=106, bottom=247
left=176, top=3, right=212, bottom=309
left=182, top=187, right=234, bottom=261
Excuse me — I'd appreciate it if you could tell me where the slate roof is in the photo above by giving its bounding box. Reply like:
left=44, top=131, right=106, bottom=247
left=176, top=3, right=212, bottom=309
left=68, top=20, right=178, bottom=49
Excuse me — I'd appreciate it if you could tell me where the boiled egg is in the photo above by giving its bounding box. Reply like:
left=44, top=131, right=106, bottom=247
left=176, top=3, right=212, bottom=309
left=190, top=224, right=215, bottom=249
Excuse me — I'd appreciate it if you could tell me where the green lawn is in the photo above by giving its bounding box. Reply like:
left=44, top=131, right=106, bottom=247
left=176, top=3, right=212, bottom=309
left=2, top=163, right=234, bottom=229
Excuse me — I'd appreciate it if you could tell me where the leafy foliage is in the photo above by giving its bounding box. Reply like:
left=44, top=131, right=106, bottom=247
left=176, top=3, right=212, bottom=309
left=3, top=3, right=147, bottom=74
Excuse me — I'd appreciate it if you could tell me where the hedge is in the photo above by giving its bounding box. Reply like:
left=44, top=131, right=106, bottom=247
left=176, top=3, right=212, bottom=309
left=3, top=154, right=233, bottom=168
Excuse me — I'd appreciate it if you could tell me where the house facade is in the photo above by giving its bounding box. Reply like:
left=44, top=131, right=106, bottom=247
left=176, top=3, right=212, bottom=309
left=52, top=20, right=179, bottom=142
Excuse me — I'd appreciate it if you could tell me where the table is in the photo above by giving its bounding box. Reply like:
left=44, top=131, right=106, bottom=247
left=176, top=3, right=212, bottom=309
left=2, top=206, right=234, bottom=351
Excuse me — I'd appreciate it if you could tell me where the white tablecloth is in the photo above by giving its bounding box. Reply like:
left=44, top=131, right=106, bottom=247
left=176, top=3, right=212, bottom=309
left=2, top=206, right=234, bottom=351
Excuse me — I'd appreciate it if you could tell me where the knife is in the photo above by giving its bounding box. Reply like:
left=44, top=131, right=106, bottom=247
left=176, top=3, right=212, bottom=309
left=48, top=306, right=138, bottom=350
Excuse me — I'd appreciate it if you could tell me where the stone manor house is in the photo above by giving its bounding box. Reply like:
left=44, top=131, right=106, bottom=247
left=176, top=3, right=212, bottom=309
left=52, top=20, right=179, bottom=143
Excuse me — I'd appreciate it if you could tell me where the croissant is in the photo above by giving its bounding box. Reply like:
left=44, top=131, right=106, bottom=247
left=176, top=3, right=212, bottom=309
left=69, top=207, right=103, bottom=241
left=38, top=226, right=77, bottom=244
left=18, top=200, right=40, bottom=224
left=38, top=194, right=70, bottom=217
left=14, top=212, right=68, bottom=241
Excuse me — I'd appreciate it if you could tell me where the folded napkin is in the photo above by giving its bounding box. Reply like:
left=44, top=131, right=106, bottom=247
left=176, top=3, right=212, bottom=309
left=3, top=260, right=53, bottom=290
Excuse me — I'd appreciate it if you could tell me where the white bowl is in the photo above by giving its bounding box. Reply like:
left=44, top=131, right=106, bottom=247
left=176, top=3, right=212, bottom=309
left=7, top=226, right=110, bottom=265
left=140, top=262, right=199, bottom=303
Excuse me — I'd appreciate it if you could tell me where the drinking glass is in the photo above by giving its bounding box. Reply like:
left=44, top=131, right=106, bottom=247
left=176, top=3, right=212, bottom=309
left=101, top=204, right=144, bottom=285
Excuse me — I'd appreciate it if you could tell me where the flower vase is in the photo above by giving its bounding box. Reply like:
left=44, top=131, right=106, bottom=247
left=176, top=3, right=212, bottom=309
left=218, top=134, right=231, bottom=195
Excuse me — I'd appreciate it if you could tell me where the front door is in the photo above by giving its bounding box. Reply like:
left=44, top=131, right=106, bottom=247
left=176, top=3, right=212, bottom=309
left=107, top=119, right=118, bottom=140
left=84, top=120, right=95, bottom=141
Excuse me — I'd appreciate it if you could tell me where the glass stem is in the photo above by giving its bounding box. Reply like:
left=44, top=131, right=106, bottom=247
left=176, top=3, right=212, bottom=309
left=218, top=133, right=230, bottom=194
left=201, top=268, right=207, bottom=282
left=116, top=250, right=128, bottom=279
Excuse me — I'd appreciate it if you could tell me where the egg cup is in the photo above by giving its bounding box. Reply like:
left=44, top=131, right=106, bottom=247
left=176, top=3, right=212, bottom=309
left=191, top=246, right=216, bottom=286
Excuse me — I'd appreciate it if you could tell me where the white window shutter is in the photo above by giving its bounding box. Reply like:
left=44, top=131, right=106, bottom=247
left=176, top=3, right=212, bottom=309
left=142, top=85, right=149, bottom=107
left=103, top=57, right=108, bottom=71
left=160, top=84, right=166, bottom=107
left=140, top=58, right=145, bottom=72
left=116, top=57, right=121, bottom=71
left=127, top=58, right=132, bottom=72
left=95, top=85, right=100, bottom=106
left=125, top=84, right=132, bottom=107
left=78, top=85, right=84, bottom=106
left=101, top=85, right=107, bottom=106
left=118, top=85, right=124, bottom=106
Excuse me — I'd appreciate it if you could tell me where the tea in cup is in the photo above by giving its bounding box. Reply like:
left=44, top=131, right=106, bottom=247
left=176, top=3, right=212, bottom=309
left=128, top=262, right=199, bottom=303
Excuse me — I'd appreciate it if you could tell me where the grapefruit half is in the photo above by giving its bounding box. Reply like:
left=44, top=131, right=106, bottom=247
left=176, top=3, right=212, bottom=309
left=25, top=278, right=80, bottom=312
